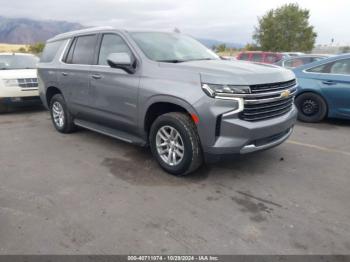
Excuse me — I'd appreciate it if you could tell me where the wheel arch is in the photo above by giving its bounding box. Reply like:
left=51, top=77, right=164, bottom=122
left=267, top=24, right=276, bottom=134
left=296, top=90, right=329, bottom=108
left=295, top=90, right=329, bottom=117
left=142, top=96, right=199, bottom=136
left=46, top=86, right=63, bottom=106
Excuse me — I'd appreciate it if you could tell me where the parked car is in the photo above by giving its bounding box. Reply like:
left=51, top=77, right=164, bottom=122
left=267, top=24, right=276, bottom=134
left=0, top=53, right=40, bottom=113
left=38, top=27, right=297, bottom=175
left=275, top=55, right=330, bottom=69
left=236, top=51, right=287, bottom=64
left=293, top=54, right=350, bottom=122
left=281, top=52, right=305, bottom=57
left=220, top=55, right=237, bottom=61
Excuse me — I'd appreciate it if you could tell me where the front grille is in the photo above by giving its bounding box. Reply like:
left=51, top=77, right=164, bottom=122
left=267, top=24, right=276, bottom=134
left=239, top=79, right=296, bottom=122
left=18, top=78, right=38, bottom=89
left=250, top=79, right=296, bottom=93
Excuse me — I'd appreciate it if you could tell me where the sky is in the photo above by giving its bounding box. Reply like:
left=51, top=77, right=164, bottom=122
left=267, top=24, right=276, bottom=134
left=0, top=0, right=349, bottom=45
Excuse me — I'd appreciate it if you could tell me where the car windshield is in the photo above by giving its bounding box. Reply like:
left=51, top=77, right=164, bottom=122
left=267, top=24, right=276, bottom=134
left=0, top=55, right=39, bottom=70
left=130, top=32, right=219, bottom=63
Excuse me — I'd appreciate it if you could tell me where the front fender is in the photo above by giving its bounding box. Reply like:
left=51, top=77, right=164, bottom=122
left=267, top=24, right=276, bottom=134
left=139, top=95, right=200, bottom=133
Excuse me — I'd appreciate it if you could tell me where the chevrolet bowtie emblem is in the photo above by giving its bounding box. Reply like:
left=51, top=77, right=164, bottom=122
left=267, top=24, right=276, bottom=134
left=280, top=90, right=291, bottom=98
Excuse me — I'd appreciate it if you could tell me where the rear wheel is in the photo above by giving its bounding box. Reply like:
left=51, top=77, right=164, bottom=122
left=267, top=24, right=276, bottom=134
left=149, top=112, right=203, bottom=176
left=49, top=94, right=76, bottom=133
left=295, top=92, right=327, bottom=123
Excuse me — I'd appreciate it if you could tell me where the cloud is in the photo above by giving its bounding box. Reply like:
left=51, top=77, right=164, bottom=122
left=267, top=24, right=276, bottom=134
left=0, top=0, right=348, bottom=44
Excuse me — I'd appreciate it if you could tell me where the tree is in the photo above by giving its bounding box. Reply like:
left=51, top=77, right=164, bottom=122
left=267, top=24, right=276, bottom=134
left=17, top=47, right=28, bottom=53
left=216, top=44, right=227, bottom=53
left=28, top=42, right=45, bottom=54
left=341, top=46, right=350, bottom=54
left=253, top=3, right=317, bottom=52
left=244, top=43, right=260, bottom=51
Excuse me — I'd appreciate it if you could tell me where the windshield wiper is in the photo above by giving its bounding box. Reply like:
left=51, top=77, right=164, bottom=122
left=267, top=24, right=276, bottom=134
left=157, top=59, right=186, bottom=63
left=194, top=58, right=216, bottom=61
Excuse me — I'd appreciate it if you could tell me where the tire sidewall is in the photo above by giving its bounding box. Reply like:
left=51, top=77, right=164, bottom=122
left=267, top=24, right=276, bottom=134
left=150, top=116, right=194, bottom=175
left=295, top=93, right=327, bottom=122
left=50, top=94, right=69, bottom=132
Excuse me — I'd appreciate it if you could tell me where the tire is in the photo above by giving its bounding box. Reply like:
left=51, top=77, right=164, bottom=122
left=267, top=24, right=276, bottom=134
left=295, top=92, right=327, bottom=123
left=149, top=112, right=203, bottom=176
left=49, top=93, right=76, bottom=133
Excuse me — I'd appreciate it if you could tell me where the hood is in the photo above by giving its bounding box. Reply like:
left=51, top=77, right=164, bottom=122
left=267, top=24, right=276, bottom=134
left=0, top=69, right=37, bottom=79
left=160, top=59, right=295, bottom=85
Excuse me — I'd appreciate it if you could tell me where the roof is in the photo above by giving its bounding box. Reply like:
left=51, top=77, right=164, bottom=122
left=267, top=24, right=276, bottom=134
left=48, top=26, right=118, bottom=42
left=239, top=51, right=283, bottom=54
left=47, top=27, right=181, bottom=42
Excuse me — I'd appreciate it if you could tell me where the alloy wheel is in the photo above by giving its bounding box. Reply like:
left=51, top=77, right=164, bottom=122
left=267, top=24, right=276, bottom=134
left=52, top=101, right=65, bottom=128
left=156, top=125, right=185, bottom=166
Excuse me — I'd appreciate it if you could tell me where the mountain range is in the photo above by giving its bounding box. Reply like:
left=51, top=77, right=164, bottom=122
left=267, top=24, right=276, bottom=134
left=0, top=16, right=243, bottom=48
left=0, top=16, right=83, bottom=44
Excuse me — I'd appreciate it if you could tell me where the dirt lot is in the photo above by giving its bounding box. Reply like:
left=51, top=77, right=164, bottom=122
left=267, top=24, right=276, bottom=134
left=0, top=107, right=349, bottom=254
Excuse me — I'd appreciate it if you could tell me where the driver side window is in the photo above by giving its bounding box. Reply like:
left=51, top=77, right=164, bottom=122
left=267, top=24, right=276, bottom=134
left=307, top=59, right=350, bottom=75
left=98, top=34, right=132, bottom=65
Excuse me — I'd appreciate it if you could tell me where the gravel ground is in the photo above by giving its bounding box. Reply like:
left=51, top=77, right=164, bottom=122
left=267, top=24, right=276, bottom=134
left=0, top=107, right=349, bottom=254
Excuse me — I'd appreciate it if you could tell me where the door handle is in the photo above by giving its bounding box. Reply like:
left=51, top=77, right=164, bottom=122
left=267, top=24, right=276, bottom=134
left=62, top=72, right=68, bottom=76
left=322, top=80, right=336, bottom=85
left=91, top=74, right=102, bottom=80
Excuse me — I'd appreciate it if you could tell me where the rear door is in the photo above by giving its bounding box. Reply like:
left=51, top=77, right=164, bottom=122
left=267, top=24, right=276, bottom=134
left=59, top=34, right=98, bottom=118
left=88, top=33, right=140, bottom=133
left=307, top=58, right=350, bottom=117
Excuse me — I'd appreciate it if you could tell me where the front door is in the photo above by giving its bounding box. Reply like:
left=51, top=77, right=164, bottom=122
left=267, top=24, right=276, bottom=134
left=89, top=33, right=140, bottom=133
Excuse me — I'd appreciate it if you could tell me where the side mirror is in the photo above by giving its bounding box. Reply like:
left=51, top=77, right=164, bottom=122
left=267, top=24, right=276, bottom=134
left=107, top=52, right=136, bottom=74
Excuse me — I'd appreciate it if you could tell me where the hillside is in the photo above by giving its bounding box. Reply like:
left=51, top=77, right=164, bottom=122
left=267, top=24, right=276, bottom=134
left=0, top=43, right=27, bottom=52
left=197, top=38, right=244, bottom=49
left=0, top=16, right=83, bottom=44
left=0, top=16, right=244, bottom=49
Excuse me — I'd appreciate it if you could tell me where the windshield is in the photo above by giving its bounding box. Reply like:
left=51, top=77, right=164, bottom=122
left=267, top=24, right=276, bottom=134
left=130, top=32, right=219, bottom=62
left=0, top=55, right=39, bottom=70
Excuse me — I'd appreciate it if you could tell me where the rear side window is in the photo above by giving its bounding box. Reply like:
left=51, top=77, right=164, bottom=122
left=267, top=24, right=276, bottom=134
left=252, top=53, right=262, bottom=62
left=40, top=40, right=64, bottom=63
left=98, top=34, right=132, bottom=65
left=307, top=59, right=350, bottom=75
left=66, top=35, right=97, bottom=65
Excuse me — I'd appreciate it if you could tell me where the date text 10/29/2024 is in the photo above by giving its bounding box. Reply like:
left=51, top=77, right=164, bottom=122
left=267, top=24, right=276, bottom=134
left=128, top=256, right=219, bottom=261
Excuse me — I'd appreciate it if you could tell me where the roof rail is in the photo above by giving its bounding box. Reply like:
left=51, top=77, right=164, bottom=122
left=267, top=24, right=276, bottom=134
left=50, top=26, right=115, bottom=41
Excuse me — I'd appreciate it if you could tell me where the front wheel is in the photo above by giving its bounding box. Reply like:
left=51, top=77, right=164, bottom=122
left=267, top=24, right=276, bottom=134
left=149, top=112, right=203, bottom=176
left=295, top=92, right=327, bottom=123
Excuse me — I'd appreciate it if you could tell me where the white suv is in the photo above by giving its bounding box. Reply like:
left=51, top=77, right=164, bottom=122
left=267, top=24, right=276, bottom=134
left=0, top=53, right=40, bottom=113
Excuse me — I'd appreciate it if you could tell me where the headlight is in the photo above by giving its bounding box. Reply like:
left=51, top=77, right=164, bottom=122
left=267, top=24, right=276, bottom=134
left=202, top=83, right=250, bottom=98
left=3, top=79, right=19, bottom=87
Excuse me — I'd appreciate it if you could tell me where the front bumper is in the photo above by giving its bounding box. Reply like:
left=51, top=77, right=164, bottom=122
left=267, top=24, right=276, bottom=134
left=0, top=96, right=42, bottom=106
left=201, top=105, right=297, bottom=162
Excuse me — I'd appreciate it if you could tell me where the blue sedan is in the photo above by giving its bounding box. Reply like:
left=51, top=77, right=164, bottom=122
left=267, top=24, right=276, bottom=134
left=293, top=54, right=350, bottom=122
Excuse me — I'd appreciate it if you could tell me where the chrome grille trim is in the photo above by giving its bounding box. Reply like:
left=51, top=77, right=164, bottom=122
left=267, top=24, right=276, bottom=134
left=250, top=79, right=296, bottom=93
left=18, top=78, right=39, bottom=89
left=244, top=89, right=296, bottom=105
left=239, top=79, right=296, bottom=121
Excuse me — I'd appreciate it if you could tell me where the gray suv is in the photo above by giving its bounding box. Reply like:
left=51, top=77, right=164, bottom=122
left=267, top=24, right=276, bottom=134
left=38, top=27, right=297, bottom=175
